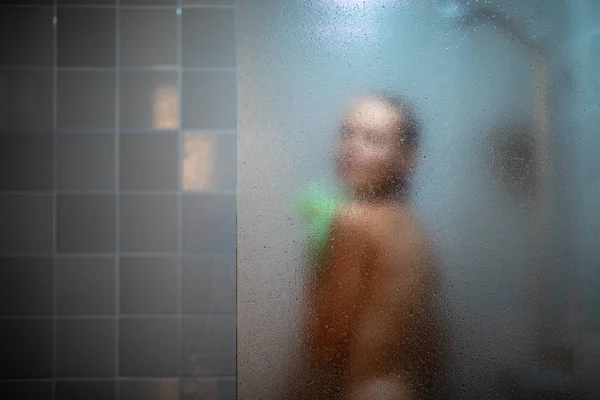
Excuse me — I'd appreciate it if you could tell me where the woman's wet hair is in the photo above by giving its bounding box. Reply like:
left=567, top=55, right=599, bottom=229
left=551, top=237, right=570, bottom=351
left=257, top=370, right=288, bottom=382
left=368, top=91, right=422, bottom=151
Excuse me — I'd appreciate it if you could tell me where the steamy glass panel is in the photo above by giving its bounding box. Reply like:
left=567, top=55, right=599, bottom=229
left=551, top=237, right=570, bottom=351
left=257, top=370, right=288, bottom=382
left=238, top=0, right=599, bottom=398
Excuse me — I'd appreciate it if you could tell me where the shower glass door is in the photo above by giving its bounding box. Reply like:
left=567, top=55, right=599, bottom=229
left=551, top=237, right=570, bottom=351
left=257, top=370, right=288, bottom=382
left=238, top=0, right=599, bottom=398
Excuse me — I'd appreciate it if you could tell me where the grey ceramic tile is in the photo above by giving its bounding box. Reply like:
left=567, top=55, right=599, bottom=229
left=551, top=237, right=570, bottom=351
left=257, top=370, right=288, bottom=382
left=182, top=71, right=236, bottom=130
left=183, top=132, right=236, bottom=191
left=182, top=194, right=236, bottom=253
left=56, top=257, right=116, bottom=315
left=182, top=8, right=235, bottom=68
left=0, top=7, right=53, bottom=66
left=119, top=318, right=179, bottom=377
left=0, top=195, right=53, bottom=255
left=182, top=255, right=235, bottom=314
left=181, top=316, right=235, bottom=376
left=120, top=380, right=179, bottom=400
left=0, top=71, right=53, bottom=133
left=0, top=0, right=53, bottom=4
left=183, top=0, right=235, bottom=4
left=59, top=0, right=114, bottom=4
left=121, top=0, right=177, bottom=4
left=0, top=133, right=54, bottom=191
left=56, top=382, right=116, bottom=400
left=120, top=195, right=178, bottom=252
left=181, top=378, right=236, bottom=400
left=57, top=71, right=115, bottom=131
left=120, top=9, right=177, bottom=67
left=56, top=319, right=116, bottom=377
left=120, top=133, right=178, bottom=191
left=0, top=382, right=53, bottom=400
left=120, top=71, right=179, bottom=131
left=0, top=319, right=53, bottom=378
left=57, top=8, right=116, bottom=67
left=217, top=379, right=236, bottom=400
left=120, top=256, right=178, bottom=315
left=58, top=133, right=116, bottom=191
left=57, top=195, right=116, bottom=253
left=0, top=258, right=53, bottom=315
left=181, top=379, right=217, bottom=400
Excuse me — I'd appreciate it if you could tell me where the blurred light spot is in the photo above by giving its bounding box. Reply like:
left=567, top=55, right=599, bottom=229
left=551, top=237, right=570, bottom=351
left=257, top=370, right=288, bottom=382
left=183, top=133, right=217, bottom=190
left=152, top=84, right=178, bottom=129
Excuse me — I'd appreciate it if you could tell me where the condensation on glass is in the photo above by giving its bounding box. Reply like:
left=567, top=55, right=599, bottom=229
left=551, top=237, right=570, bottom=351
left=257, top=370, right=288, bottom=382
left=238, top=0, right=600, bottom=398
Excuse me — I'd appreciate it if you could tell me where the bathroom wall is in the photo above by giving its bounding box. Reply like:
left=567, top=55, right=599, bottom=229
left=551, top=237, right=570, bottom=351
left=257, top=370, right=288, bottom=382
left=238, top=1, right=578, bottom=398
left=0, top=1, right=236, bottom=399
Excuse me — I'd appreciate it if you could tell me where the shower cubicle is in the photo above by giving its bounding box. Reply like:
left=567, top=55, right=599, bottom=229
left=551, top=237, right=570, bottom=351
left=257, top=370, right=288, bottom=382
left=238, top=0, right=600, bottom=398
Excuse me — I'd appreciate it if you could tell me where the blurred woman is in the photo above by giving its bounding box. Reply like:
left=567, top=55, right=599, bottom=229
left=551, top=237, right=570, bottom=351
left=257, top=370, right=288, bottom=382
left=300, top=93, right=449, bottom=399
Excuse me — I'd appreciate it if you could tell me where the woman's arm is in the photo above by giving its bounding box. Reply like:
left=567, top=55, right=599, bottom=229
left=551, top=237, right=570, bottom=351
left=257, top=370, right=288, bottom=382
left=307, top=207, right=372, bottom=365
left=344, top=227, right=428, bottom=400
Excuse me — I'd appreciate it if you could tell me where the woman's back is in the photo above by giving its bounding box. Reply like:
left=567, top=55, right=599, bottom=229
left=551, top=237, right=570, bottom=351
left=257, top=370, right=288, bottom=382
left=289, top=92, right=449, bottom=399
left=304, top=202, right=449, bottom=399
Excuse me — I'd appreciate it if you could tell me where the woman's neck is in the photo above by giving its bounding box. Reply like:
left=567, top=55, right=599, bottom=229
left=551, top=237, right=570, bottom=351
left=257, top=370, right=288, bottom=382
left=352, top=180, right=409, bottom=205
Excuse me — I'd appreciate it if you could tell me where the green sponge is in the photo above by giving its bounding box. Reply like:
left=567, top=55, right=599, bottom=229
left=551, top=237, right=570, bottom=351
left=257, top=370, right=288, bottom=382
left=294, top=184, right=347, bottom=274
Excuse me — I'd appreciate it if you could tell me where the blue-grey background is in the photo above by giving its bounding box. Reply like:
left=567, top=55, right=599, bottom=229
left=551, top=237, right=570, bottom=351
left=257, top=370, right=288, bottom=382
left=0, top=1, right=236, bottom=399
left=238, top=0, right=600, bottom=399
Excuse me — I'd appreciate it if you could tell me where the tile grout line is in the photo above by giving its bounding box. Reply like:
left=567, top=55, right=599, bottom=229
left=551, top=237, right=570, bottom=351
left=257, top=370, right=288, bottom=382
left=0, top=4, right=236, bottom=10
left=176, top=0, right=184, bottom=397
left=52, top=1, right=58, bottom=399
left=115, top=1, right=121, bottom=399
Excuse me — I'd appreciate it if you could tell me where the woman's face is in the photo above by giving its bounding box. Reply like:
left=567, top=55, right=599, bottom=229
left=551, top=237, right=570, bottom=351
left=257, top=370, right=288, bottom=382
left=335, top=97, right=412, bottom=196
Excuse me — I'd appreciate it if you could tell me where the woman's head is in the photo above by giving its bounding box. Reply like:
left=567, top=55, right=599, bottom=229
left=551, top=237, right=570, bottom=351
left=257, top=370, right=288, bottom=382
left=334, top=92, right=421, bottom=200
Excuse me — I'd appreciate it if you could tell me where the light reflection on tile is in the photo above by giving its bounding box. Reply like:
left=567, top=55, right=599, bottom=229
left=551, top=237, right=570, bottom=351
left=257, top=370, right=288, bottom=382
left=120, top=71, right=178, bottom=131
left=153, top=84, right=178, bottom=130
left=183, top=133, right=236, bottom=191
left=183, top=134, right=216, bottom=191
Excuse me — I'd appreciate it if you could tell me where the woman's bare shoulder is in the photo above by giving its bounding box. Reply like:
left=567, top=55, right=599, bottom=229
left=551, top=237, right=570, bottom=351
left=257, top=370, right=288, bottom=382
left=333, top=203, right=429, bottom=268
left=336, top=202, right=423, bottom=239
left=333, top=202, right=396, bottom=240
left=335, top=202, right=374, bottom=228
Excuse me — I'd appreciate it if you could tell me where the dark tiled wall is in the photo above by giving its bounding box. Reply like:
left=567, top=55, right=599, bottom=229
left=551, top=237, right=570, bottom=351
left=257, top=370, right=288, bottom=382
left=0, top=1, right=236, bottom=399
